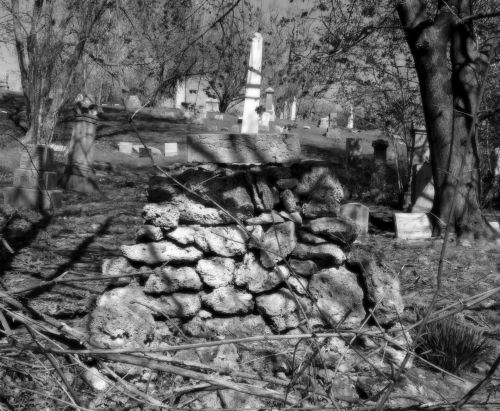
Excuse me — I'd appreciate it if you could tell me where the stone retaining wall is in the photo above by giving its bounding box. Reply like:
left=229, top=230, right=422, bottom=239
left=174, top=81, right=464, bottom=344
left=90, top=162, right=405, bottom=349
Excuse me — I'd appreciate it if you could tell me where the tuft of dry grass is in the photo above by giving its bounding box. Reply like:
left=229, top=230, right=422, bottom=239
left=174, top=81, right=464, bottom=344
left=415, top=313, right=490, bottom=375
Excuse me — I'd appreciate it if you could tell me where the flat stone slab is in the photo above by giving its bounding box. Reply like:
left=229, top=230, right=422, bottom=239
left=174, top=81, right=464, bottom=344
left=339, top=203, right=369, bottom=235
left=13, top=169, right=58, bottom=190
left=186, top=133, right=300, bottom=164
left=394, top=213, right=433, bottom=239
left=4, top=187, right=62, bottom=209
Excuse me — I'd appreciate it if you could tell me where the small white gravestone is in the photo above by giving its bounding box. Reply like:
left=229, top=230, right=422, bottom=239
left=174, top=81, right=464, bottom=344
left=118, top=142, right=133, bottom=154
left=394, top=213, right=433, bottom=240
left=347, top=105, right=354, bottom=129
left=164, top=143, right=178, bottom=157
left=340, top=203, right=369, bottom=235
left=319, top=117, right=329, bottom=129
left=125, top=95, right=141, bottom=110
left=241, top=33, right=263, bottom=134
left=290, top=97, right=297, bottom=121
left=489, top=221, right=499, bottom=232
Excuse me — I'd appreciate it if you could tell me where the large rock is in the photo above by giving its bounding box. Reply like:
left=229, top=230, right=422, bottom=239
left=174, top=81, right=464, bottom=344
left=195, top=226, right=247, bottom=257
left=102, top=256, right=136, bottom=286
left=245, top=211, right=284, bottom=225
left=121, top=241, right=203, bottom=265
left=165, top=226, right=197, bottom=245
left=308, top=267, right=366, bottom=327
left=172, top=194, right=233, bottom=225
left=201, top=286, right=254, bottom=315
left=295, top=166, right=344, bottom=202
left=136, top=224, right=164, bottom=242
left=280, top=189, right=298, bottom=213
left=291, top=243, right=346, bottom=265
left=142, top=203, right=179, bottom=229
left=260, top=221, right=297, bottom=268
left=88, top=287, right=156, bottom=348
left=301, top=200, right=340, bottom=219
left=196, top=257, right=235, bottom=288
left=235, top=252, right=289, bottom=293
left=256, top=288, right=310, bottom=332
left=144, top=266, right=202, bottom=294
left=303, top=217, right=359, bottom=245
left=183, top=315, right=272, bottom=338
left=347, top=250, right=404, bottom=325
left=154, top=293, right=201, bottom=318
left=289, top=259, right=318, bottom=277
left=298, top=230, right=328, bottom=244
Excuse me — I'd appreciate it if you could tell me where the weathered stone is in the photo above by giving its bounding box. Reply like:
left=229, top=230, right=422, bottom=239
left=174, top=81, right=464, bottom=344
left=196, top=257, right=235, bottom=288
left=121, top=241, right=203, bottom=265
left=288, top=276, right=309, bottom=295
left=298, top=230, right=328, bottom=244
left=246, top=224, right=264, bottom=249
left=83, top=367, right=109, bottom=392
left=89, top=287, right=156, bottom=348
left=256, top=288, right=310, bottom=332
left=280, top=189, right=297, bottom=213
left=101, top=256, right=135, bottom=286
left=218, top=391, right=265, bottom=411
left=245, top=211, right=284, bottom=225
left=13, top=169, right=58, bottom=190
left=394, top=213, right=433, bottom=240
left=289, top=259, right=318, bottom=277
left=291, top=243, right=345, bottom=265
left=173, top=194, right=233, bottom=225
left=142, top=203, right=180, bottom=229
left=155, top=293, right=201, bottom=318
left=183, top=315, right=272, bottom=337
left=186, top=133, right=301, bottom=164
left=136, top=224, right=164, bottom=242
left=276, top=178, right=299, bottom=190
left=202, top=286, right=254, bottom=314
left=255, top=176, right=275, bottom=210
left=347, top=250, right=404, bottom=324
left=301, top=200, right=340, bottom=219
left=194, top=226, right=247, bottom=257
left=339, top=203, right=370, bottom=235
left=144, top=266, right=202, bottom=294
left=308, top=267, right=365, bottom=327
left=4, top=187, right=63, bottom=210
left=288, top=211, right=303, bottom=225
left=165, top=226, right=197, bottom=245
left=303, top=217, right=359, bottom=245
left=260, top=221, right=297, bottom=268
left=235, top=252, right=289, bottom=293
left=295, top=166, right=344, bottom=201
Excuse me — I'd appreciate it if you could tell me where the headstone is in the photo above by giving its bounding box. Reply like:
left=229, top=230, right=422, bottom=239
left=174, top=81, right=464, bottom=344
left=489, top=221, right=499, bottom=232
left=347, top=105, right=354, bottom=129
left=346, top=138, right=362, bottom=165
left=125, top=95, right=141, bottom=110
left=260, top=112, right=271, bottom=130
left=206, top=99, right=219, bottom=112
left=175, top=78, right=186, bottom=109
left=339, top=203, right=369, bottom=235
left=62, top=94, right=99, bottom=194
left=241, top=33, right=263, bottom=134
left=319, top=117, right=330, bottom=129
left=371, top=139, right=389, bottom=193
left=394, top=213, right=433, bottom=239
left=4, top=144, right=62, bottom=210
left=290, top=97, right=297, bottom=121
left=265, top=87, right=275, bottom=121
left=329, top=112, right=338, bottom=128
left=118, top=142, right=133, bottom=154
left=411, top=162, right=434, bottom=213
left=372, top=139, right=389, bottom=164
left=164, top=143, right=178, bottom=157
left=493, top=147, right=500, bottom=177
left=283, top=101, right=289, bottom=120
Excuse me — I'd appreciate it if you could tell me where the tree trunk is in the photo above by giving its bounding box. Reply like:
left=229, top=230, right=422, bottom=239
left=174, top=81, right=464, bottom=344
left=396, top=0, right=498, bottom=240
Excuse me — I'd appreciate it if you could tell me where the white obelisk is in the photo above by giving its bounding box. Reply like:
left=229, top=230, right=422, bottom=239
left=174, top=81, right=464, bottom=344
left=241, top=33, right=263, bottom=134
left=290, top=97, right=297, bottom=121
left=347, top=105, right=354, bottom=129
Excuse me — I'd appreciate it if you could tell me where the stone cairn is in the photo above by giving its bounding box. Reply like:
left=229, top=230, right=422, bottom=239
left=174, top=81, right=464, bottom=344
left=90, top=162, right=405, bottom=354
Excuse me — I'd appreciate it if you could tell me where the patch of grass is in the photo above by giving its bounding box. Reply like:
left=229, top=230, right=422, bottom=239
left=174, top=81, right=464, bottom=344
left=415, top=314, right=490, bottom=375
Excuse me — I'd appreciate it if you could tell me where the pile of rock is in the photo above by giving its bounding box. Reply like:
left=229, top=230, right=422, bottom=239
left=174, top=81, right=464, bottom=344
left=90, top=162, right=405, bottom=348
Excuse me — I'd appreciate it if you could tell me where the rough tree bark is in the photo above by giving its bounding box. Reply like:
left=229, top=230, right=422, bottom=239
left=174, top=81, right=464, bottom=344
left=396, top=0, right=499, bottom=240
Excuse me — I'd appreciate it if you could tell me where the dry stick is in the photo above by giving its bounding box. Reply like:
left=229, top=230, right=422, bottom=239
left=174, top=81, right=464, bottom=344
left=92, top=352, right=299, bottom=405
left=375, top=42, right=498, bottom=411
left=455, top=353, right=500, bottom=408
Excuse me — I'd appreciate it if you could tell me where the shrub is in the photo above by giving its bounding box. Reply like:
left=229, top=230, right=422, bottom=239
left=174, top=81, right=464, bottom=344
left=414, top=314, right=490, bottom=375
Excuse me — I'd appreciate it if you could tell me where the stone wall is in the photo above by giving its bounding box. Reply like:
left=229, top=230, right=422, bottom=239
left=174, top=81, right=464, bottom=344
left=90, top=162, right=404, bottom=349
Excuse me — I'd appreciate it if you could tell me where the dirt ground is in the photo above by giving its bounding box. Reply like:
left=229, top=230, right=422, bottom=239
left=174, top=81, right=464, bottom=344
left=1, top=121, right=500, bottom=409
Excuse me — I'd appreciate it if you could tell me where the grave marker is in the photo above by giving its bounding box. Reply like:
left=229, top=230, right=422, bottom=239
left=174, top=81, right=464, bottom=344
left=394, top=213, right=433, bottom=239
left=340, top=203, right=369, bottom=235
left=290, top=97, right=297, bottom=121
left=241, top=33, right=263, bottom=134
left=118, top=142, right=133, bottom=154
left=164, top=143, right=178, bottom=157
